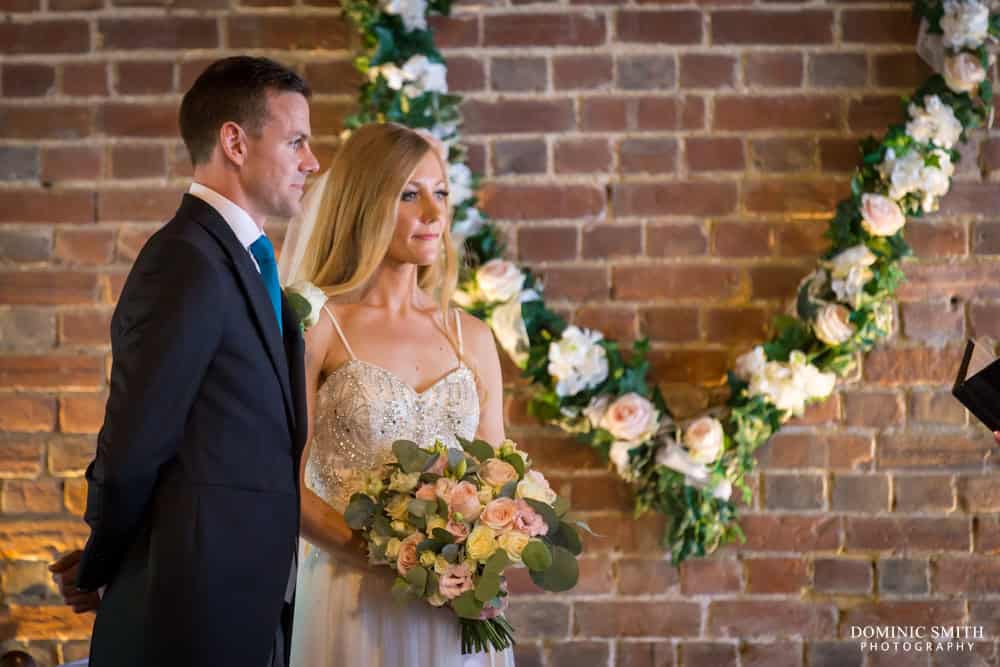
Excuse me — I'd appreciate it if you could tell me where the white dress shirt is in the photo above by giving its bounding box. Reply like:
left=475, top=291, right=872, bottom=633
left=188, top=182, right=266, bottom=274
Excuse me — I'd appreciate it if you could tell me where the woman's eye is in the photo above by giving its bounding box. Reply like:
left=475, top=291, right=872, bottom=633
left=401, top=191, right=418, bottom=202
left=435, top=190, right=450, bottom=199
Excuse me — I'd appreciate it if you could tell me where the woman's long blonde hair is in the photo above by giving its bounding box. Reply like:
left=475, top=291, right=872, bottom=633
left=301, top=122, right=459, bottom=317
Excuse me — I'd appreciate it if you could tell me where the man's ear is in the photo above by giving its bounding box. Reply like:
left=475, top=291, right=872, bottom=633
left=219, top=121, right=248, bottom=166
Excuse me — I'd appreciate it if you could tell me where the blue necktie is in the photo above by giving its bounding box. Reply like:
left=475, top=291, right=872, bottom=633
left=249, top=235, right=282, bottom=336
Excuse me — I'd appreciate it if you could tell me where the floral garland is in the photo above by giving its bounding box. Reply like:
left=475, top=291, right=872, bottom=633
left=309, top=0, right=998, bottom=564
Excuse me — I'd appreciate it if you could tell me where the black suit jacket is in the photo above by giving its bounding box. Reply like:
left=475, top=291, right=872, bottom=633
left=77, top=195, right=308, bottom=667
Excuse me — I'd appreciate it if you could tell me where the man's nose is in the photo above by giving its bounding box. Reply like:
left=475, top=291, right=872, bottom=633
left=301, top=145, right=320, bottom=174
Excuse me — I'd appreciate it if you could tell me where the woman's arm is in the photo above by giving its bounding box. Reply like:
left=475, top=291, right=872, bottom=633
left=463, top=311, right=506, bottom=446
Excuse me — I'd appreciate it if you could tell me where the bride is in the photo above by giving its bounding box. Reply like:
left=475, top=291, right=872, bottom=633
left=279, top=122, right=515, bottom=666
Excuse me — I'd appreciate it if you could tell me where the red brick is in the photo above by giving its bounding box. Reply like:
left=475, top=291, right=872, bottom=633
left=879, top=431, right=991, bottom=468
left=2, top=64, right=56, bottom=97
left=0, top=106, right=91, bottom=140
left=614, top=265, right=741, bottom=300
left=845, top=517, right=970, bottom=552
left=462, top=99, right=574, bottom=134
left=872, top=53, right=933, bottom=89
left=0, top=190, right=94, bottom=224
left=65, top=478, right=88, bottom=516
left=506, top=600, right=569, bottom=640
left=814, top=557, right=872, bottom=593
left=715, top=96, right=840, bottom=131
left=492, top=139, right=546, bottom=175
left=99, top=103, right=177, bottom=138
left=0, top=0, right=38, bottom=9
left=553, top=54, right=613, bottom=90
left=863, top=345, right=964, bottom=386
left=100, top=17, right=218, bottom=50
left=309, top=100, right=353, bottom=137
left=98, top=188, right=182, bottom=222
left=743, top=180, right=843, bottom=215
left=785, top=394, right=841, bottom=427
left=680, top=53, right=736, bottom=89
left=576, top=601, right=701, bottom=637
left=685, top=137, right=744, bottom=172
left=681, top=642, right=738, bottom=667
left=809, top=53, right=868, bottom=88
left=6, top=603, right=94, bottom=640
left=0, top=396, right=56, bottom=433
left=516, top=226, right=578, bottom=263
left=617, top=558, right=680, bottom=595
left=848, top=95, right=904, bottom=133
left=842, top=390, right=903, bottom=427
left=484, top=13, right=605, bottom=47
left=740, top=642, right=802, bottom=667
left=0, top=355, right=104, bottom=390
left=427, top=14, right=479, bottom=48
left=936, top=557, right=1000, bottom=594
left=0, top=272, right=98, bottom=305
left=648, top=347, right=730, bottom=383
left=744, top=557, right=808, bottom=594
left=116, top=226, right=155, bottom=263
left=680, top=558, right=741, bottom=594
left=613, top=182, right=737, bottom=217
left=535, top=267, right=609, bottom=301
left=647, top=223, right=708, bottom=256
left=901, top=300, right=964, bottom=345
left=978, top=516, right=1000, bottom=555
left=773, top=220, right=828, bottom=258
left=554, top=138, right=612, bottom=174
left=619, top=138, right=677, bottom=174
left=702, top=307, right=768, bottom=344
left=712, top=221, right=771, bottom=257
left=897, top=263, right=1000, bottom=301
left=617, top=54, right=676, bottom=91
left=617, top=10, right=702, bottom=44
left=2, top=479, right=63, bottom=514
left=894, top=475, right=955, bottom=512
left=515, top=433, right=605, bottom=471
left=41, top=147, right=103, bottom=182
left=748, top=263, right=811, bottom=300
left=905, top=221, right=966, bottom=258
left=938, top=182, right=1000, bottom=218
left=820, top=138, right=861, bottom=173
left=575, top=305, right=639, bottom=341
left=62, top=62, right=109, bottom=97
left=712, top=10, right=833, bottom=44
left=490, top=56, right=546, bottom=92
left=548, top=641, right=609, bottom=666
left=841, top=9, right=918, bottom=45
left=582, top=224, right=641, bottom=259
left=302, top=60, right=363, bottom=95
left=116, top=61, right=173, bottom=95
left=0, top=438, right=45, bottom=478
left=569, top=475, right=630, bottom=512
left=60, top=394, right=106, bottom=434
left=0, top=20, right=90, bottom=54
left=48, top=436, right=93, bottom=476
left=111, top=145, right=166, bottom=180
left=54, top=229, right=114, bottom=265
left=481, top=184, right=603, bottom=221
left=446, top=56, right=485, bottom=93
left=743, top=53, right=803, bottom=88
left=615, top=642, right=676, bottom=667
left=709, top=601, right=836, bottom=639
left=750, top=138, right=816, bottom=172
left=642, top=306, right=699, bottom=343
left=960, top=476, right=1000, bottom=512
left=763, top=473, right=824, bottom=510
left=639, top=95, right=704, bottom=130
left=60, top=309, right=112, bottom=346
left=737, top=514, right=840, bottom=551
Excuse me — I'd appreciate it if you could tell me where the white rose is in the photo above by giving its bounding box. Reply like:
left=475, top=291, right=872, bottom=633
left=369, top=63, right=407, bottom=91
left=684, top=474, right=733, bottom=501
left=655, top=443, right=710, bottom=483
left=788, top=351, right=837, bottom=400
left=489, top=290, right=539, bottom=369
left=547, top=325, right=609, bottom=397
left=515, top=470, right=557, bottom=505
left=401, top=54, right=448, bottom=98
left=683, top=416, right=725, bottom=465
left=749, top=360, right=809, bottom=416
left=448, top=162, right=473, bottom=206
left=382, top=0, right=428, bottom=32
left=814, top=304, right=856, bottom=346
left=941, top=0, right=989, bottom=50
left=943, top=52, right=987, bottom=94
left=477, top=259, right=525, bottom=303
left=608, top=440, right=637, bottom=479
left=879, top=148, right=954, bottom=212
left=860, top=193, right=906, bottom=237
left=734, top=345, right=766, bottom=382
left=828, top=245, right=876, bottom=278
left=906, top=95, right=962, bottom=150
left=599, top=393, right=659, bottom=444
left=583, top=394, right=610, bottom=429
left=286, top=280, right=327, bottom=329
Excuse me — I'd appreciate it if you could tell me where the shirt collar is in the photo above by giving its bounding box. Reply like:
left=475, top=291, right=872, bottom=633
left=188, top=182, right=264, bottom=250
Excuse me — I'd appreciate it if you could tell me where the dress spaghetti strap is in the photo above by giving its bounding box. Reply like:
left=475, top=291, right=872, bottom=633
left=453, top=308, right=464, bottom=357
left=322, top=305, right=357, bottom=360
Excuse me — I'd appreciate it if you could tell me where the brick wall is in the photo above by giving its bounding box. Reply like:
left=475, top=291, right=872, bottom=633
left=1, top=0, right=998, bottom=665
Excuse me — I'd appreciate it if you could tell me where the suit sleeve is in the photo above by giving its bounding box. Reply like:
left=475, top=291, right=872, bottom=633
left=76, top=237, right=225, bottom=591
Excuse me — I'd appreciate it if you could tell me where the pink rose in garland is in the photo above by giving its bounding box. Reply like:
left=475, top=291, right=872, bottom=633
left=860, top=193, right=906, bottom=237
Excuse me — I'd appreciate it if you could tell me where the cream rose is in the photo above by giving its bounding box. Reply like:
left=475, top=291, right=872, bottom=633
left=734, top=345, right=767, bottom=382
left=479, top=459, right=519, bottom=489
left=447, top=481, right=483, bottom=520
left=426, top=515, right=447, bottom=534
left=944, top=52, right=987, bottom=94
left=497, top=531, right=532, bottom=563
left=814, top=304, right=856, bottom=346
left=396, top=532, right=424, bottom=576
left=608, top=441, right=637, bottom=479
left=480, top=497, right=518, bottom=531
left=860, top=193, right=906, bottom=237
left=386, top=494, right=411, bottom=521
left=385, top=538, right=401, bottom=559
left=477, top=486, right=495, bottom=505
left=465, top=524, right=498, bottom=562
left=285, top=280, right=327, bottom=330
left=513, top=499, right=548, bottom=537
left=439, top=562, right=474, bottom=600
left=389, top=471, right=421, bottom=493
left=477, top=259, right=525, bottom=303
left=435, top=477, right=457, bottom=503
left=516, top=470, right=557, bottom=505
left=683, top=416, right=725, bottom=465
left=599, top=393, right=659, bottom=443
left=445, top=518, right=470, bottom=543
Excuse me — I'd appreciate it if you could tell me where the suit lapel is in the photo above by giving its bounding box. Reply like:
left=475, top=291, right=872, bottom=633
left=187, top=196, right=295, bottom=427
left=281, top=293, right=308, bottom=460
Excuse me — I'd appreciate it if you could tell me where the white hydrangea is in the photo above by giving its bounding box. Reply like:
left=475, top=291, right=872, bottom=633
left=368, top=63, right=407, bottom=90
left=825, top=245, right=877, bottom=308
left=401, top=54, right=448, bottom=98
left=452, top=207, right=484, bottom=241
left=941, top=0, right=990, bottom=50
left=382, top=0, right=428, bottom=33
left=878, top=147, right=954, bottom=212
left=448, top=162, right=473, bottom=205
left=906, top=95, right=963, bottom=150
left=547, top=326, right=609, bottom=397
left=747, top=351, right=836, bottom=417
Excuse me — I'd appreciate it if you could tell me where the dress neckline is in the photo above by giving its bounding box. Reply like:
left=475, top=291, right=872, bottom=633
left=322, top=358, right=471, bottom=397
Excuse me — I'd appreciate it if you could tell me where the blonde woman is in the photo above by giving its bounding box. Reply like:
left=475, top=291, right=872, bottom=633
left=281, top=123, right=513, bottom=666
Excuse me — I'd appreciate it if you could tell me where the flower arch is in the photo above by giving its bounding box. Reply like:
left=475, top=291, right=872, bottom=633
left=335, top=0, right=997, bottom=563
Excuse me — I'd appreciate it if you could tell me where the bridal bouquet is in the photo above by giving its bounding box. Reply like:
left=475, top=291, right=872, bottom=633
left=344, top=437, right=584, bottom=654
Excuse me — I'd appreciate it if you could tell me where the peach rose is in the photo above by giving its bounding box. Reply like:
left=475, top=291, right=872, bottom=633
left=435, top=477, right=457, bottom=503
left=395, top=532, right=424, bottom=577
left=480, top=497, right=518, bottom=531
left=944, top=52, right=987, bottom=94
left=513, top=499, right=549, bottom=537
left=438, top=562, right=474, bottom=600
left=415, top=483, right=437, bottom=502
left=447, top=481, right=483, bottom=520
left=445, top=519, right=470, bottom=543
left=860, top=193, right=905, bottom=237
left=427, top=453, right=447, bottom=476
left=479, top=458, right=519, bottom=488
left=600, top=393, right=659, bottom=444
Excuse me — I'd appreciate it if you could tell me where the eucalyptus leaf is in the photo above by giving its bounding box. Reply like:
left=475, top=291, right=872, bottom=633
left=460, top=438, right=495, bottom=462
left=528, top=546, right=579, bottom=592
left=432, top=528, right=455, bottom=544
left=441, top=543, right=460, bottom=563
left=405, top=566, right=429, bottom=597
left=344, top=494, right=375, bottom=530
left=393, top=440, right=433, bottom=474
left=451, top=590, right=484, bottom=619
left=498, top=481, right=517, bottom=498
left=475, top=571, right=501, bottom=603
left=502, top=453, right=525, bottom=478
left=521, top=540, right=553, bottom=572
left=483, top=550, right=510, bottom=576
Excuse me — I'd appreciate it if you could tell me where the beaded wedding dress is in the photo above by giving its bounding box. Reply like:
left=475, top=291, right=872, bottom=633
left=289, top=305, right=515, bottom=667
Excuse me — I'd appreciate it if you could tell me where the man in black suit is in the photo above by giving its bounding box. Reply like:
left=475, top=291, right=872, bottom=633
left=49, top=56, right=319, bottom=667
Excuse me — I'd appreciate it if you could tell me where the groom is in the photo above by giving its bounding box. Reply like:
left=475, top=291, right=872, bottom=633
left=48, top=57, right=319, bottom=666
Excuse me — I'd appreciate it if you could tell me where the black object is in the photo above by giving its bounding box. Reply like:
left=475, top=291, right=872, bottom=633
left=0, top=651, right=37, bottom=667
left=952, top=338, right=1000, bottom=431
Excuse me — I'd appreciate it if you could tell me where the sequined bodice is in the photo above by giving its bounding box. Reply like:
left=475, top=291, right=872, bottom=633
left=305, top=358, right=480, bottom=511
